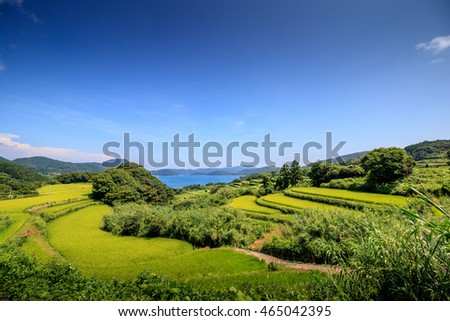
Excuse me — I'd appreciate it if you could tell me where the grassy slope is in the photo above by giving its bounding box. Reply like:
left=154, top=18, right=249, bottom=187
left=291, top=187, right=407, bottom=205
left=47, top=205, right=268, bottom=280
left=403, top=166, right=450, bottom=192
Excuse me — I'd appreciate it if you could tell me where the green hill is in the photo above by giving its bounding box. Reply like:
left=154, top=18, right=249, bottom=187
left=405, top=139, right=450, bottom=161
left=0, top=158, right=47, bottom=195
left=13, top=156, right=105, bottom=176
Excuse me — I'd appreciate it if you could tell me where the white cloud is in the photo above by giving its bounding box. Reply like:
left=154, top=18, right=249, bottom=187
left=431, top=58, right=444, bottom=64
left=0, top=133, right=108, bottom=163
left=0, top=0, right=39, bottom=23
left=416, top=35, right=450, bottom=55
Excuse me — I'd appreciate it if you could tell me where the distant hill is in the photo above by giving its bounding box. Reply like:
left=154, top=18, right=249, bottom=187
left=151, top=166, right=278, bottom=176
left=404, top=139, right=450, bottom=161
left=0, top=157, right=47, bottom=195
left=12, top=156, right=105, bottom=176
left=0, top=158, right=46, bottom=183
left=323, top=151, right=368, bottom=164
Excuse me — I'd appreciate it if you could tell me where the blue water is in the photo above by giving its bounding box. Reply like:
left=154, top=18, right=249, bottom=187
left=156, top=175, right=241, bottom=188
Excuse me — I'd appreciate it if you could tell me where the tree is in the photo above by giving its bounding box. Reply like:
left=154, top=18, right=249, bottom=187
left=446, top=150, right=450, bottom=165
left=360, top=147, right=414, bottom=184
left=308, top=162, right=337, bottom=186
left=275, top=164, right=291, bottom=190
left=289, top=160, right=303, bottom=186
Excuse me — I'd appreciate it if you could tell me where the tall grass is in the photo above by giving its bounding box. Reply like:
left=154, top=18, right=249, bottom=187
left=318, top=189, right=450, bottom=300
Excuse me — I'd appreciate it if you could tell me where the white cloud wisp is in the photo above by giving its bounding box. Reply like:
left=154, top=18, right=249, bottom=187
left=0, top=133, right=107, bottom=163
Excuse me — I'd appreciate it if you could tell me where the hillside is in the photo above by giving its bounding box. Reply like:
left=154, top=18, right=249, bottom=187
left=324, top=151, right=368, bottom=164
left=0, top=158, right=46, bottom=195
left=405, top=139, right=450, bottom=161
left=13, top=156, right=105, bottom=176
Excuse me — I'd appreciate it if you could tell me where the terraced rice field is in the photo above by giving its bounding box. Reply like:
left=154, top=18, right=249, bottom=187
left=0, top=212, right=29, bottom=241
left=229, top=195, right=281, bottom=214
left=261, top=194, right=341, bottom=211
left=0, top=183, right=91, bottom=213
left=0, top=184, right=91, bottom=242
left=290, top=187, right=407, bottom=205
left=38, top=199, right=92, bottom=215
left=47, top=205, right=269, bottom=280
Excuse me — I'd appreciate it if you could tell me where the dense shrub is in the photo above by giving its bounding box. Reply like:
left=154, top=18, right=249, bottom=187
left=0, top=215, right=12, bottom=232
left=261, top=208, right=382, bottom=264
left=309, top=193, right=450, bottom=300
left=54, top=172, right=94, bottom=184
left=308, top=162, right=365, bottom=187
left=102, top=204, right=264, bottom=248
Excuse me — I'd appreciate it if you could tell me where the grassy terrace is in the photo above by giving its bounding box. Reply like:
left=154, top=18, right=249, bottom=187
left=0, top=184, right=92, bottom=242
left=290, top=187, right=407, bottom=205
left=229, top=195, right=281, bottom=214
left=261, top=193, right=341, bottom=211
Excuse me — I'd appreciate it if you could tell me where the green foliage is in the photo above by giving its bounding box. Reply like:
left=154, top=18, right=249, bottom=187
left=361, top=147, right=415, bottom=184
left=91, top=162, right=174, bottom=205
left=0, top=215, right=12, bottom=232
left=274, top=161, right=307, bottom=191
left=54, top=172, right=94, bottom=184
left=0, top=159, right=46, bottom=196
left=103, top=204, right=264, bottom=248
left=261, top=208, right=385, bottom=265
left=0, top=243, right=197, bottom=300
left=275, top=164, right=291, bottom=190
left=308, top=191, right=450, bottom=300
left=308, top=162, right=365, bottom=187
left=405, top=139, right=450, bottom=161
left=0, top=242, right=327, bottom=300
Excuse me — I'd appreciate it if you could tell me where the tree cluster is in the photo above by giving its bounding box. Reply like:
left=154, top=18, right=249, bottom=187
left=308, top=162, right=365, bottom=187
left=91, top=162, right=174, bottom=205
left=360, top=147, right=415, bottom=184
left=273, top=160, right=304, bottom=191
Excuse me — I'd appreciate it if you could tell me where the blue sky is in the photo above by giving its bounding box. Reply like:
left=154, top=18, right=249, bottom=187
left=0, top=0, right=449, bottom=167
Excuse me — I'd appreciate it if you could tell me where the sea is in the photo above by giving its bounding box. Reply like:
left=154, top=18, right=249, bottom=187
left=156, top=175, right=241, bottom=188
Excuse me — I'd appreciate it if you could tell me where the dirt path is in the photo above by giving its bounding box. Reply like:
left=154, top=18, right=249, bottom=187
left=250, top=229, right=281, bottom=251
left=235, top=248, right=342, bottom=274
left=18, top=218, right=61, bottom=258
